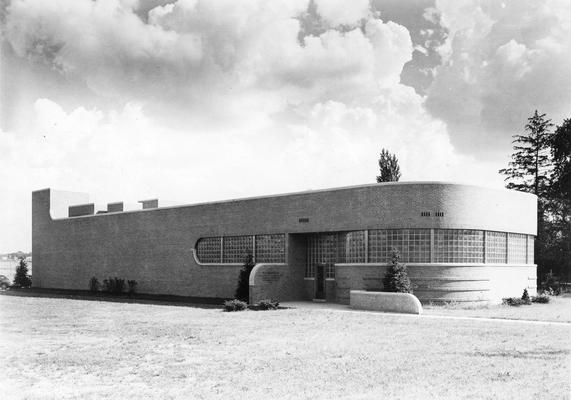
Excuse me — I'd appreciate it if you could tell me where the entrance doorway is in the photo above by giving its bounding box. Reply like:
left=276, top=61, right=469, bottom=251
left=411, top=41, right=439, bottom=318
left=306, top=233, right=337, bottom=301
left=314, top=263, right=326, bottom=300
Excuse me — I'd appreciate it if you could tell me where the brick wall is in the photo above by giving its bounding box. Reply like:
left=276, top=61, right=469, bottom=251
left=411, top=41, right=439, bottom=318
left=32, top=183, right=537, bottom=301
left=336, top=263, right=536, bottom=304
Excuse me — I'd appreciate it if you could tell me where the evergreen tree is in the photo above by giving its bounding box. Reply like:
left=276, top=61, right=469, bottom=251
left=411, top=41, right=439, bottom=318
left=235, top=253, right=255, bottom=303
left=548, top=119, right=571, bottom=283
left=499, top=110, right=555, bottom=282
left=13, top=258, right=32, bottom=288
left=499, top=110, right=553, bottom=196
left=376, top=149, right=401, bottom=183
left=382, top=248, right=413, bottom=293
left=521, top=288, right=531, bottom=305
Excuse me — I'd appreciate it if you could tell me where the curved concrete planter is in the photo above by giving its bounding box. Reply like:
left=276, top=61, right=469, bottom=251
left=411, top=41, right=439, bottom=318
left=350, top=290, right=423, bottom=314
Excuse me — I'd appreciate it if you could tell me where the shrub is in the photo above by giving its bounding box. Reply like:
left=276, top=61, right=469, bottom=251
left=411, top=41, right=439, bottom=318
left=127, top=280, right=138, bottom=295
left=521, top=289, right=531, bottom=305
left=540, top=270, right=561, bottom=295
left=258, top=299, right=279, bottom=310
left=13, top=258, right=32, bottom=288
left=235, top=253, right=255, bottom=303
left=502, top=297, right=525, bottom=306
left=532, top=294, right=551, bottom=303
left=89, top=276, right=100, bottom=292
left=223, top=299, right=247, bottom=312
left=383, top=248, right=413, bottom=294
left=102, top=277, right=125, bottom=294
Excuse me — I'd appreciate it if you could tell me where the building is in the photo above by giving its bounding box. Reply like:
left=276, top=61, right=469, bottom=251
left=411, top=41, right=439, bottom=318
left=32, top=182, right=537, bottom=304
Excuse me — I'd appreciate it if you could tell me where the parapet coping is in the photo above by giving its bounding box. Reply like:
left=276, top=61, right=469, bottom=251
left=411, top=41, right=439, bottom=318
left=36, top=181, right=537, bottom=221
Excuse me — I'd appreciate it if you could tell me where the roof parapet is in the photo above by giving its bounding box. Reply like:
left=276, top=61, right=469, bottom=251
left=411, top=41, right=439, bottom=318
left=138, top=199, right=158, bottom=209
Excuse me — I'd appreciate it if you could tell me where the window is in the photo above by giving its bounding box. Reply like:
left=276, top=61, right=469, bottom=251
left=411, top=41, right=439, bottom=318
left=368, top=229, right=389, bottom=263
left=421, top=211, right=431, bottom=217
left=485, top=231, right=507, bottom=263
left=368, top=229, right=430, bottom=263
left=407, top=229, right=431, bottom=262
left=339, top=231, right=366, bottom=263
left=306, top=234, right=338, bottom=278
left=527, top=236, right=535, bottom=264
left=255, top=234, right=285, bottom=263
left=195, top=237, right=221, bottom=263
left=222, top=235, right=253, bottom=263
left=508, top=233, right=527, bottom=264
left=434, top=229, right=484, bottom=263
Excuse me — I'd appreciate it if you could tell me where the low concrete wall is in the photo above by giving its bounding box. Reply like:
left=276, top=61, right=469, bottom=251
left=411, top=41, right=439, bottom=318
left=350, top=290, right=423, bottom=314
left=249, top=263, right=288, bottom=304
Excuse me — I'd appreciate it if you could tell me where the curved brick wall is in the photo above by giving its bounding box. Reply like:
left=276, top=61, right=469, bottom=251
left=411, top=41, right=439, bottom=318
left=335, top=264, right=536, bottom=304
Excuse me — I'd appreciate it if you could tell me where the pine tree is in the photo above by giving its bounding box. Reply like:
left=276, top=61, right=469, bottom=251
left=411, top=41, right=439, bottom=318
left=521, top=288, right=531, bottom=305
left=499, top=110, right=553, bottom=196
left=235, top=253, right=255, bottom=303
left=499, top=110, right=555, bottom=282
left=382, top=248, right=413, bottom=293
left=376, top=149, right=401, bottom=183
left=548, top=119, right=571, bottom=284
left=13, top=258, right=32, bottom=288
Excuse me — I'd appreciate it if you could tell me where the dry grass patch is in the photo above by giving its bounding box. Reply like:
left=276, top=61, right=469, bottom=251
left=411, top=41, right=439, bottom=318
left=0, top=296, right=569, bottom=399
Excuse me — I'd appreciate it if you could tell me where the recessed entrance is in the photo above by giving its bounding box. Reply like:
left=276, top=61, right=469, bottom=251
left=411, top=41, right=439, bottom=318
left=314, top=263, right=326, bottom=300
left=306, top=233, right=337, bottom=301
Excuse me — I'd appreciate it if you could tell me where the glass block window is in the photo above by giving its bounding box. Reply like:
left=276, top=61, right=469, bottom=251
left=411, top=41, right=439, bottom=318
left=527, top=236, right=534, bottom=264
left=508, top=233, right=527, bottom=264
left=368, top=229, right=430, bottom=263
left=434, top=229, right=484, bottom=263
left=306, top=234, right=338, bottom=278
left=223, top=235, right=253, bottom=263
left=255, top=234, right=285, bottom=263
left=195, top=237, right=222, bottom=263
left=340, top=231, right=366, bottom=263
left=368, top=229, right=389, bottom=263
left=485, top=231, right=507, bottom=263
left=407, top=229, right=431, bottom=263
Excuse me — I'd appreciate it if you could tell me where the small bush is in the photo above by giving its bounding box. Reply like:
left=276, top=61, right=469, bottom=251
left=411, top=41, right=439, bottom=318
left=89, top=276, right=100, bottom=292
left=223, top=299, right=247, bottom=312
left=127, top=280, right=138, bottom=295
left=540, top=270, right=561, bottom=295
left=258, top=299, right=279, bottom=310
left=532, top=294, right=551, bottom=303
left=235, top=253, right=255, bottom=303
left=102, top=277, right=125, bottom=294
left=502, top=297, right=526, bottom=306
left=383, top=248, right=413, bottom=294
left=521, top=289, right=531, bottom=305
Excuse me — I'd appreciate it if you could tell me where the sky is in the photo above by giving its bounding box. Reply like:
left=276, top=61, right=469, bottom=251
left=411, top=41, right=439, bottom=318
left=1, top=0, right=571, bottom=253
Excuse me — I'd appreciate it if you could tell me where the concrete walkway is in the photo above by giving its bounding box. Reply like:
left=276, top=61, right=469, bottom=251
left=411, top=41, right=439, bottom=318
left=281, top=301, right=571, bottom=327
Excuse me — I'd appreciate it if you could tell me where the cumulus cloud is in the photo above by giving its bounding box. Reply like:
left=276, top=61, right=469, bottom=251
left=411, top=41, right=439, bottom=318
left=425, top=0, right=571, bottom=154
left=0, top=0, right=513, bottom=251
left=3, top=0, right=413, bottom=122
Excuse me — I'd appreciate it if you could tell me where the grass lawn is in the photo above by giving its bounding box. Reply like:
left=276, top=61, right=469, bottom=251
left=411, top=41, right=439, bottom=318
left=0, top=296, right=569, bottom=400
left=423, top=294, right=571, bottom=323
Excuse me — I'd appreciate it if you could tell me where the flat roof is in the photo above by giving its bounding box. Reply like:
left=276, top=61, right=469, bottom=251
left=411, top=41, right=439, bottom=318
left=43, top=181, right=536, bottom=220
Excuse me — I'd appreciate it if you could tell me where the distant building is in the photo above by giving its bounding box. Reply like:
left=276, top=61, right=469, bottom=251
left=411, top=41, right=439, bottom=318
left=32, top=183, right=537, bottom=304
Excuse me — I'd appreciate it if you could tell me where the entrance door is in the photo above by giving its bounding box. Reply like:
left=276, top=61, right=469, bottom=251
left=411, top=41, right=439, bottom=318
left=314, top=263, right=326, bottom=300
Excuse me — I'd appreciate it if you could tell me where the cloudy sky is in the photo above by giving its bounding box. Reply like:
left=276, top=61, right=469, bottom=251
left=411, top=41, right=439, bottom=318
left=1, top=0, right=571, bottom=252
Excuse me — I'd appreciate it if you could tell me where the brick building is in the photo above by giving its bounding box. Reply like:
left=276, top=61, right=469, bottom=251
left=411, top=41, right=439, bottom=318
left=32, top=182, right=537, bottom=304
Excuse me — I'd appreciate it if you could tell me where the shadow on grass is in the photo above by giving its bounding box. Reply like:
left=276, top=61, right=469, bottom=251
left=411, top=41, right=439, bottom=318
left=0, top=287, right=225, bottom=309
